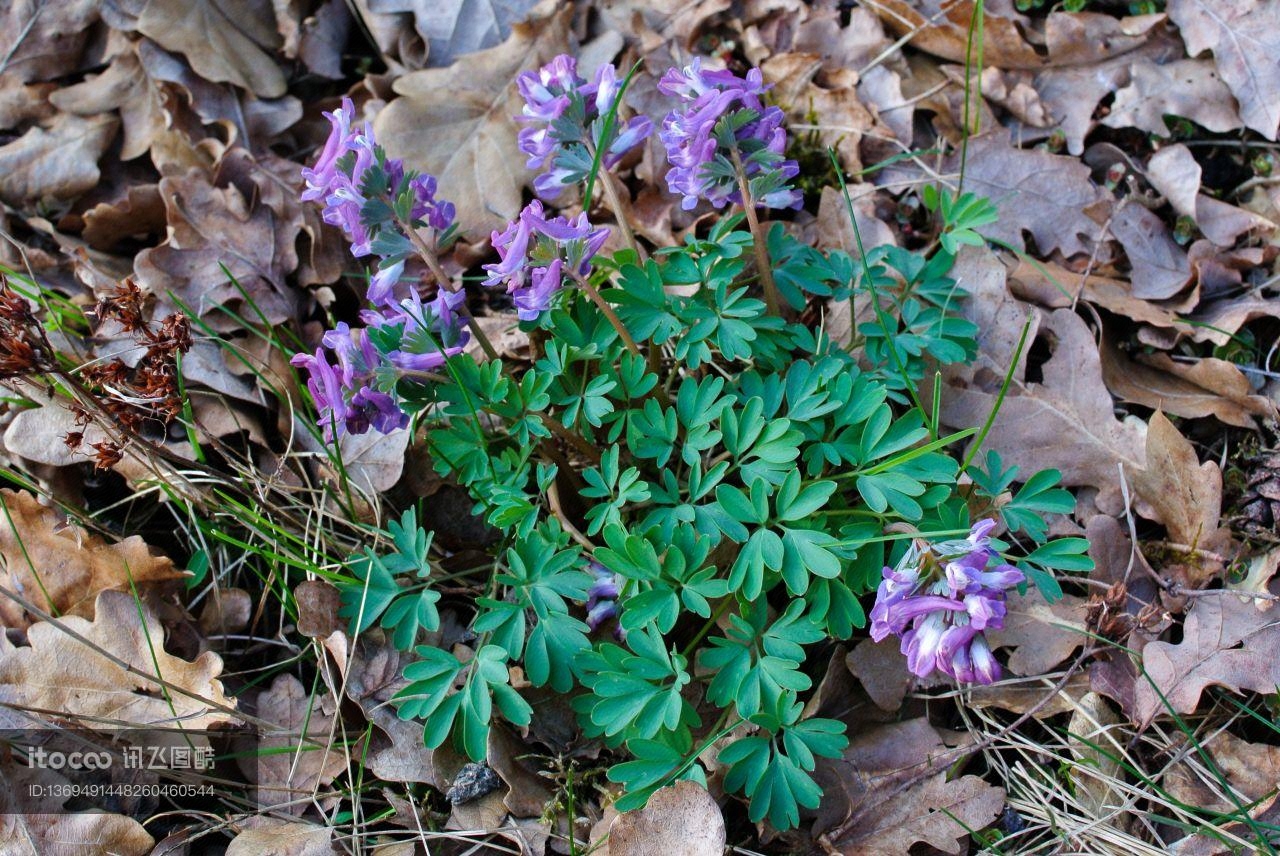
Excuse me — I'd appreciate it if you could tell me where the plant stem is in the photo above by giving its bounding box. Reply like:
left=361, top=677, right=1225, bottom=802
left=730, top=148, right=781, bottom=316
left=596, top=170, right=643, bottom=261
left=570, top=271, right=641, bottom=357
left=395, top=213, right=500, bottom=362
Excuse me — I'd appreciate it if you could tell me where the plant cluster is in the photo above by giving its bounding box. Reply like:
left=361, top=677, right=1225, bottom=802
left=297, top=55, right=1091, bottom=830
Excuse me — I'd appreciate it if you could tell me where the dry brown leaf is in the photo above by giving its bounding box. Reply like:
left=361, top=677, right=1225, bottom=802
left=1135, top=591, right=1280, bottom=726
left=368, top=0, right=544, bottom=68
left=1103, top=58, right=1243, bottom=138
left=225, top=819, right=334, bottom=856
left=0, top=489, right=185, bottom=629
left=953, top=131, right=1111, bottom=258
left=1130, top=411, right=1231, bottom=565
left=1146, top=144, right=1275, bottom=247
left=48, top=47, right=167, bottom=162
left=133, top=0, right=287, bottom=98
left=846, top=637, right=916, bottom=712
left=1101, top=336, right=1275, bottom=428
left=82, top=184, right=167, bottom=250
left=943, top=308, right=1147, bottom=515
left=865, top=0, right=1043, bottom=68
left=1164, top=730, right=1280, bottom=814
left=0, top=589, right=235, bottom=730
left=246, top=674, right=348, bottom=813
left=326, top=426, right=412, bottom=497
left=0, top=113, right=119, bottom=206
left=608, top=780, right=725, bottom=856
left=0, top=810, right=154, bottom=856
left=1008, top=257, right=1194, bottom=337
left=968, top=672, right=1092, bottom=718
left=1110, top=200, right=1193, bottom=300
left=987, top=589, right=1090, bottom=676
left=198, top=587, right=253, bottom=635
left=373, top=2, right=571, bottom=239
left=763, top=57, right=873, bottom=174
left=135, top=168, right=301, bottom=325
left=819, top=719, right=1003, bottom=854
left=0, top=0, right=100, bottom=83
left=1169, top=0, right=1280, bottom=139
left=1067, top=692, right=1127, bottom=819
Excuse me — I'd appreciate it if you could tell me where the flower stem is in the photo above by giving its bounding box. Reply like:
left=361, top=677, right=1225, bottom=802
left=596, top=170, right=643, bottom=261
left=570, top=271, right=641, bottom=357
left=730, top=148, right=781, bottom=316
left=395, top=213, right=500, bottom=362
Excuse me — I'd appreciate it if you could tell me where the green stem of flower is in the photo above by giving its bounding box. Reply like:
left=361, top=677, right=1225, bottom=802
left=730, top=148, right=781, bottom=316
left=570, top=270, right=641, bottom=357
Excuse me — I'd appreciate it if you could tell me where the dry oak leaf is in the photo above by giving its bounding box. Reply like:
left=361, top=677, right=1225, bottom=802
left=819, top=719, right=1003, bottom=854
left=1008, top=257, right=1194, bottom=338
left=0, top=0, right=100, bottom=83
left=1135, top=591, right=1280, bottom=726
left=987, top=588, right=1090, bottom=676
left=1130, top=411, right=1232, bottom=573
left=135, top=167, right=300, bottom=325
left=1163, top=730, right=1280, bottom=815
left=0, top=589, right=235, bottom=730
left=952, top=131, right=1112, bottom=258
left=1169, top=0, right=1280, bottom=140
left=0, top=113, right=119, bottom=206
left=1100, top=335, right=1276, bottom=429
left=225, top=819, right=334, bottom=856
left=942, top=308, right=1147, bottom=516
left=0, top=489, right=185, bottom=630
left=373, top=0, right=571, bottom=240
left=48, top=46, right=167, bottom=162
left=1109, top=200, right=1193, bottom=300
left=368, top=0, right=544, bottom=68
left=1103, top=58, right=1243, bottom=139
left=129, top=0, right=288, bottom=98
left=863, top=0, right=1042, bottom=68
left=245, top=673, right=348, bottom=814
left=0, top=810, right=153, bottom=856
left=607, top=780, right=725, bottom=856
left=1146, top=144, right=1275, bottom=247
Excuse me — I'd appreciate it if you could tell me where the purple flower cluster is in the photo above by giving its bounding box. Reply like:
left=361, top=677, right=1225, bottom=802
left=657, top=59, right=802, bottom=211
left=482, top=201, right=610, bottom=321
left=869, top=519, right=1024, bottom=685
left=302, top=98, right=455, bottom=257
left=290, top=287, right=469, bottom=441
left=516, top=55, right=652, bottom=200
left=295, top=98, right=468, bottom=440
left=585, top=561, right=624, bottom=639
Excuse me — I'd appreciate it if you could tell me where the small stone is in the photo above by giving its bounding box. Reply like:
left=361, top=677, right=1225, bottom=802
left=445, top=762, right=502, bottom=805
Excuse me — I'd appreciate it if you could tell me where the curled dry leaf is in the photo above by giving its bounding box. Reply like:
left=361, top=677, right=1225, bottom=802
left=0, top=113, right=119, bottom=206
left=1169, top=0, right=1280, bottom=139
left=1129, top=411, right=1234, bottom=588
left=1109, top=201, right=1192, bottom=300
left=368, top=0, right=545, bottom=68
left=373, top=1, right=572, bottom=239
left=0, top=0, right=100, bottom=83
left=1100, top=335, right=1276, bottom=428
left=607, top=780, right=725, bottom=856
left=0, top=590, right=235, bottom=730
left=0, top=488, right=185, bottom=630
left=1135, top=589, right=1280, bottom=726
left=943, top=308, right=1147, bottom=516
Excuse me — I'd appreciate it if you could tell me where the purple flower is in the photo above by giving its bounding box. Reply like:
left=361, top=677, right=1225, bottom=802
left=291, top=325, right=408, bottom=441
left=585, top=561, right=624, bottom=639
left=657, top=58, right=802, bottom=211
left=302, top=97, right=456, bottom=261
left=868, top=519, right=1024, bottom=685
left=515, top=54, right=652, bottom=200
left=483, top=201, right=610, bottom=321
